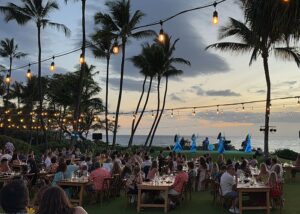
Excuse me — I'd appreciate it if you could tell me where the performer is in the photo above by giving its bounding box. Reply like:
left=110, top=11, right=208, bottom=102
left=190, top=134, right=197, bottom=152
left=173, top=135, right=182, bottom=153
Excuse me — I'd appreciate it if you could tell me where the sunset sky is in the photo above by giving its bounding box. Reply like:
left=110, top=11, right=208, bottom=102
left=1, top=0, right=300, bottom=139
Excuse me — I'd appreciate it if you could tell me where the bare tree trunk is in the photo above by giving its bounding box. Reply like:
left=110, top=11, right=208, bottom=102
left=112, top=39, right=127, bottom=147
left=149, top=76, right=168, bottom=148
left=128, top=76, right=147, bottom=147
left=145, top=76, right=161, bottom=147
left=105, top=54, right=110, bottom=145
left=37, top=23, right=47, bottom=147
left=74, top=0, right=86, bottom=138
left=6, top=56, right=12, bottom=103
left=263, top=53, right=271, bottom=157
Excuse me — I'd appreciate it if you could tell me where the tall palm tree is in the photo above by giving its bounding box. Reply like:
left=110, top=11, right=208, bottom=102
left=64, top=0, right=86, bottom=133
left=0, top=0, right=71, bottom=140
left=90, top=29, right=114, bottom=145
left=149, top=36, right=190, bottom=148
left=128, top=43, right=158, bottom=147
left=206, top=15, right=300, bottom=156
left=95, top=0, right=155, bottom=147
left=0, top=38, right=26, bottom=103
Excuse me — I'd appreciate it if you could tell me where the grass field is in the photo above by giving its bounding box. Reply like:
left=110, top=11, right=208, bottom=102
left=84, top=151, right=298, bottom=214
left=85, top=176, right=300, bottom=214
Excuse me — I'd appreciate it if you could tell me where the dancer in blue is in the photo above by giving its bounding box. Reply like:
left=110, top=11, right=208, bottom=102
left=173, top=135, right=182, bottom=153
left=245, top=134, right=252, bottom=153
left=190, top=134, right=197, bottom=152
left=217, top=132, right=225, bottom=154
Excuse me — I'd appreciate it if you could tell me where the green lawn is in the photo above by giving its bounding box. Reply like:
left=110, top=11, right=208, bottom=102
left=85, top=176, right=300, bottom=214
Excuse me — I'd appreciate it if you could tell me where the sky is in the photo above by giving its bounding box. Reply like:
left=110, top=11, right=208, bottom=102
left=0, top=0, right=300, bottom=140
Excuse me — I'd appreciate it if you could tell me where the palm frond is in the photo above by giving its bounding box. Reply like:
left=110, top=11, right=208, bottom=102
left=206, top=42, right=253, bottom=53
left=131, top=30, right=155, bottom=39
left=274, top=47, right=300, bottom=67
left=43, top=21, right=71, bottom=37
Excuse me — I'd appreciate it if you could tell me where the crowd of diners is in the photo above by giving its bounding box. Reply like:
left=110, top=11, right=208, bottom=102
left=0, top=143, right=300, bottom=213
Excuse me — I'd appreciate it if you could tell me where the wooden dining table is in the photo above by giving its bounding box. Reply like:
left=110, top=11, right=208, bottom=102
left=57, top=178, right=90, bottom=206
left=237, top=182, right=270, bottom=214
left=137, top=178, right=174, bottom=213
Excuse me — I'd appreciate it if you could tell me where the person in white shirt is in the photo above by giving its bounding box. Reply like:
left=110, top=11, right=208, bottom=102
left=220, top=164, right=239, bottom=214
left=141, top=155, right=152, bottom=169
left=102, top=158, right=113, bottom=173
left=44, top=152, right=52, bottom=168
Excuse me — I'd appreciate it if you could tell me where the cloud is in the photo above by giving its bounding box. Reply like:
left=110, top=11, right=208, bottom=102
left=105, top=77, right=156, bottom=92
left=169, top=93, right=185, bottom=103
left=189, top=85, right=241, bottom=97
left=256, top=89, right=266, bottom=94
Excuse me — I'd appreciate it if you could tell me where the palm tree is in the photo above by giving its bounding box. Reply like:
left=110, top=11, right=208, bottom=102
left=95, top=0, right=155, bottom=147
left=128, top=43, right=158, bottom=147
left=89, top=29, right=114, bottom=145
left=64, top=0, right=86, bottom=133
left=10, top=81, right=24, bottom=109
left=206, top=13, right=300, bottom=156
left=149, top=36, right=190, bottom=148
left=0, top=38, right=26, bottom=103
left=0, top=0, right=71, bottom=140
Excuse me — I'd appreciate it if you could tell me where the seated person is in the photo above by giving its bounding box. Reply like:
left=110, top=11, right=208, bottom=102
left=169, top=164, right=188, bottom=196
left=102, top=158, right=113, bottom=173
left=249, top=155, right=258, bottom=168
left=269, top=172, right=282, bottom=199
left=0, top=180, right=29, bottom=214
left=52, top=162, right=67, bottom=186
left=10, top=153, right=22, bottom=165
left=220, top=165, right=239, bottom=214
left=88, top=162, right=111, bottom=192
left=187, top=161, right=197, bottom=190
left=126, top=165, right=144, bottom=194
left=64, top=159, right=79, bottom=180
left=210, top=163, right=220, bottom=181
left=111, top=161, right=122, bottom=176
left=257, top=163, right=270, bottom=184
left=0, top=158, right=11, bottom=173
left=292, top=153, right=300, bottom=178
left=48, top=156, right=59, bottom=174
left=147, top=161, right=158, bottom=180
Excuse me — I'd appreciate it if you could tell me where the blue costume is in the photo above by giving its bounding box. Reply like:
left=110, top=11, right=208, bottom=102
left=245, top=134, right=252, bottom=153
left=217, top=137, right=225, bottom=154
left=173, top=135, right=182, bottom=153
left=190, top=134, right=197, bottom=152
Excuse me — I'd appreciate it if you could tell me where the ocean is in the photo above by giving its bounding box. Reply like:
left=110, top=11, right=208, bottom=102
left=103, top=135, right=300, bottom=153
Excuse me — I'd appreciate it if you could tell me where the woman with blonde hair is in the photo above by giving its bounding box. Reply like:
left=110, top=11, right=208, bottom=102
left=257, top=163, right=270, bottom=184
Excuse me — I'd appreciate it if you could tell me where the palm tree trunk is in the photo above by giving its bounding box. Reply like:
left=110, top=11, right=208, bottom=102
left=263, top=54, right=271, bottom=157
left=6, top=56, right=12, bottom=104
left=112, top=39, right=127, bottom=147
left=149, top=76, right=168, bottom=148
left=105, top=54, right=110, bottom=144
left=145, top=76, right=161, bottom=147
left=128, top=75, right=147, bottom=147
left=74, top=0, right=86, bottom=136
left=37, top=23, right=47, bottom=146
left=130, top=77, right=153, bottom=148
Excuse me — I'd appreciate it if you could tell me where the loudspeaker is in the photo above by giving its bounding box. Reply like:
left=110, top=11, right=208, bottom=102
left=92, top=133, right=102, bottom=140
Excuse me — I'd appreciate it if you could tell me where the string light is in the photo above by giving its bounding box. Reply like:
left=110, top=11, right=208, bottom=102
left=25, top=64, right=32, bottom=79
left=50, top=56, right=55, bottom=72
left=152, top=110, right=154, bottom=119
left=212, top=2, right=219, bottom=25
left=112, top=39, right=119, bottom=55
left=171, top=109, right=174, bottom=118
left=297, top=97, right=300, bottom=104
left=217, top=105, right=219, bottom=114
left=132, top=112, right=136, bottom=120
left=158, top=20, right=165, bottom=43
left=242, top=103, right=245, bottom=111
left=79, top=53, right=85, bottom=65
left=192, top=108, right=196, bottom=116
left=5, top=74, right=10, bottom=84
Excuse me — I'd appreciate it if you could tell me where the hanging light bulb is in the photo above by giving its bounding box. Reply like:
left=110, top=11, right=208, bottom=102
left=171, top=109, right=174, bottom=118
left=152, top=110, right=154, bottom=119
left=5, top=74, right=10, bottom=84
left=282, top=0, right=289, bottom=3
left=50, top=56, right=55, bottom=72
left=212, top=2, right=219, bottom=25
left=132, top=112, right=136, bottom=120
left=242, top=103, right=245, bottom=111
left=217, top=105, right=219, bottom=115
left=79, top=53, right=85, bottom=65
left=112, top=39, right=119, bottom=55
left=27, top=64, right=32, bottom=79
left=192, top=108, right=196, bottom=117
left=297, top=97, right=300, bottom=104
left=158, top=20, right=165, bottom=43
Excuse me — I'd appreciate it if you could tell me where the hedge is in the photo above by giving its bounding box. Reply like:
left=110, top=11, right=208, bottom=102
left=0, top=135, right=31, bottom=153
left=274, top=149, right=299, bottom=161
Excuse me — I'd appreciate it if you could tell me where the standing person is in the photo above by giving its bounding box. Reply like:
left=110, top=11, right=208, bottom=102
left=36, top=186, right=87, bottom=214
left=0, top=180, right=29, bottom=214
left=220, top=165, right=239, bottom=214
left=197, top=157, right=209, bottom=191
left=202, top=137, right=209, bottom=151
left=4, top=142, right=15, bottom=155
